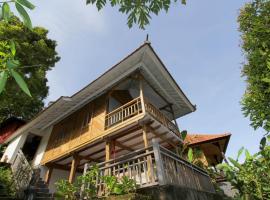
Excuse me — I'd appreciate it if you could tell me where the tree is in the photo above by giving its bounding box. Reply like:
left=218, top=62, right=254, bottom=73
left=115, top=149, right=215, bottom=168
left=0, top=17, right=60, bottom=122
left=87, top=0, right=186, bottom=29
left=239, top=0, right=270, bottom=142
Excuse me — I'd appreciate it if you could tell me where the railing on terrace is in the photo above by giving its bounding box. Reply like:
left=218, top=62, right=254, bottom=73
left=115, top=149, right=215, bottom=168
left=82, top=139, right=215, bottom=197
left=144, top=99, right=180, bottom=137
left=104, top=97, right=180, bottom=138
left=105, top=97, right=142, bottom=129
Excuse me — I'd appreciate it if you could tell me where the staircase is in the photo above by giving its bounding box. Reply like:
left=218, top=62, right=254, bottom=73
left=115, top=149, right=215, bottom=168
left=10, top=150, right=53, bottom=199
left=26, top=178, right=53, bottom=200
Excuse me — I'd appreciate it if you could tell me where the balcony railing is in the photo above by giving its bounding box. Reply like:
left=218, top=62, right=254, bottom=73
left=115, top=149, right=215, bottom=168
left=82, top=139, right=215, bottom=197
left=105, top=97, right=142, bottom=129
left=105, top=97, right=180, bottom=138
left=144, top=99, right=180, bottom=137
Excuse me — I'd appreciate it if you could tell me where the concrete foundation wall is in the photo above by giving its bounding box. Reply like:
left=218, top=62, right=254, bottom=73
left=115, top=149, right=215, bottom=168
left=139, top=185, right=226, bottom=200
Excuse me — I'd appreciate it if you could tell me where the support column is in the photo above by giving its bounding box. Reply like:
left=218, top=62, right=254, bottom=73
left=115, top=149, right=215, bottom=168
left=142, top=125, right=153, bottom=182
left=44, top=165, right=53, bottom=184
left=105, top=140, right=113, bottom=175
left=69, top=154, right=79, bottom=183
left=139, top=75, right=146, bottom=113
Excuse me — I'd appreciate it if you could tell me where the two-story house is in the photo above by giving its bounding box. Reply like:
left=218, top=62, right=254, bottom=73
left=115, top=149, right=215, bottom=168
left=1, top=42, right=228, bottom=198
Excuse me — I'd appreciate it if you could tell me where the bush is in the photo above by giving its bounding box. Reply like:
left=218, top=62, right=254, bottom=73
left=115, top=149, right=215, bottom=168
left=217, top=136, right=270, bottom=199
left=55, top=165, right=137, bottom=199
left=0, top=166, right=16, bottom=197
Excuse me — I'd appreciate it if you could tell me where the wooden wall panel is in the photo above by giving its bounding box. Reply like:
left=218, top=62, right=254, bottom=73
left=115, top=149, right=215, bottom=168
left=41, top=95, right=107, bottom=164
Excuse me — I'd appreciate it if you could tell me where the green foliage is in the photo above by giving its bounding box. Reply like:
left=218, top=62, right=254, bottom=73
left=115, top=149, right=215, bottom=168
left=55, top=166, right=137, bottom=199
left=0, top=17, right=60, bottom=122
left=239, top=0, right=270, bottom=137
left=102, top=175, right=136, bottom=196
left=0, top=0, right=36, bottom=95
left=0, top=167, right=15, bottom=197
left=217, top=137, right=270, bottom=200
left=86, top=0, right=187, bottom=29
left=55, top=179, right=77, bottom=200
left=77, top=165, right=99, bottom=199
left=0, top=0, right=34, bottom=29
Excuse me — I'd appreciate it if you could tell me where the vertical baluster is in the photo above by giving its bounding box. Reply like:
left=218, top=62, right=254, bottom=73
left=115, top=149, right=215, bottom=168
left=143, top=157, right=148, bottom=184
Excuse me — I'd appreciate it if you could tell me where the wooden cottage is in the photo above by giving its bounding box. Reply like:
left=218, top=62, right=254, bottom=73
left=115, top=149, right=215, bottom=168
left=1, top=42, right=226, bottom=196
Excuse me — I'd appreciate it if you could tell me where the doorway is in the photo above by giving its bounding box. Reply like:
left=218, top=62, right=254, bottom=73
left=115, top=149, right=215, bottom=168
left=21, top=133, right=42, bottom=162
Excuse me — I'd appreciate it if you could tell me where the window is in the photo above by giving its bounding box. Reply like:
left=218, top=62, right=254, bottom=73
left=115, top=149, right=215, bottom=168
left=82, top=109, right=92, bottom=129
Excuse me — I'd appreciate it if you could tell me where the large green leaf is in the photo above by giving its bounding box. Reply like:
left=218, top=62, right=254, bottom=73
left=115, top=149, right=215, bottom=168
left=15, top=2, right=32, bottom=29
left=10, top=69, right=31, bottom=97
left=10, top=40, right=16, bottom=56
left=7, top=59, right=20, bottom=69
left=0, top=71, right=8, bottom=94
left=188, top=148, right=193, bottom=162
left=262, top=77, right=270, bottom=83
left=228, top=157, right=242, bottom=169
left=16, top=0, right=35, bottom=10
left=245, top=149, right=251, bottom=160
left=2, top=2, right=11, bottom=22
left=237, top=147, right=244, bottom=161
left=181, top=130, right=187, bottom=140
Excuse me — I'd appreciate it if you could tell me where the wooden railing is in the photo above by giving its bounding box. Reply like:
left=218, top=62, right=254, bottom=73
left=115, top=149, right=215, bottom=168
left=82, top=140, right=215, bottom=197
left=158, top=145, right=215, bottom=192
left=144, top=99, right=180, bottom=137
left=105, top=97, right=142, bottom=129
left=105, top=97, right=180, bottom=138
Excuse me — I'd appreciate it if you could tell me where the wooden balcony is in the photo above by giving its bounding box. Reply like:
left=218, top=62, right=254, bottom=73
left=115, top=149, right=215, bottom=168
left=105, top=97, right=180, bottom=138
left=82, top=139, right=215, bottom=196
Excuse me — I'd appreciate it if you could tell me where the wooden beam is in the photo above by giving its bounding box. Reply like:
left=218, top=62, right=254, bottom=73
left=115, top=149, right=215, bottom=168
left=114, top=140, right=133, bottom=151
left=44, top=165, right=53, bottom=184
left=169, top=104, right=179, bottom=131
left=148, top=126, right=177, bottom=148
left=69, top=154, right=80, bottom=183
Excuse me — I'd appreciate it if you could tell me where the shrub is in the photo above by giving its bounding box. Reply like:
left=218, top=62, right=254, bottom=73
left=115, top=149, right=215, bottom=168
left=217, top=137, right=270, bottom=199
left=0, top=166, right=15, bottom=197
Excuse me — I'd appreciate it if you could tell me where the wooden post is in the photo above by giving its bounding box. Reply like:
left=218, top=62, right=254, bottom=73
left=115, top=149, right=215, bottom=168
left=152, top=138, right=166, bottom=185
left=142, top=125, right=153, bottom=182
left=105, top=140, right=112, bottom=175
left=139, top=75, right=146, bottom=113
left=69, top=154, right=79, bottom=183
left=44, top=165, right=53, bottom=184
left=169, top=104, right=179, bottom=131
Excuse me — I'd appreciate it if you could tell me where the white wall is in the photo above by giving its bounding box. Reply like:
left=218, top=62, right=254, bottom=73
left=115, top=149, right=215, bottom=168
left=48, top=168, right=82, bottom=193
left=1, top=133, right=28, bottom=163
left=32, top=126, right=53, bottom=167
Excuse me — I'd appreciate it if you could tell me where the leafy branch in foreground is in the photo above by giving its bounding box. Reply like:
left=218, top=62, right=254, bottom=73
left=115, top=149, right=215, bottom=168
left=217, top=136, right=270, bottom=200
left=86, top=0, right=187, bottom=29
left=0, top=0, right=35, bottom=96
left=239, top=0, right=270, bottom=139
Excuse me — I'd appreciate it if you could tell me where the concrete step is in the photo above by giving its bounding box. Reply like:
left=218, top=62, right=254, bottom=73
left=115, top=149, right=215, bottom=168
left=34, top=197, right=53, bottom=200
left=34, top=188, right=49, bottom=193
left=36, top=192, right=52, bottom=197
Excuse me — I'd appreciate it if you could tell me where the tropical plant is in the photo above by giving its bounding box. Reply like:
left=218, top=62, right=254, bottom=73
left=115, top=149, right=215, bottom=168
left=0, top=166, right=15, bottom=197
left=55, top=179, right=78, bottom=200
left=102, top=175, right=137, bottom=196
left=0, top=17, right=59, bottom=122
left=77, top=165, right=99, bottom=199
left=55, top=165, right=137, bottom=199
left=217, top=137, right=270, bottom=200
left=239, top=0, right=270, bottom=143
